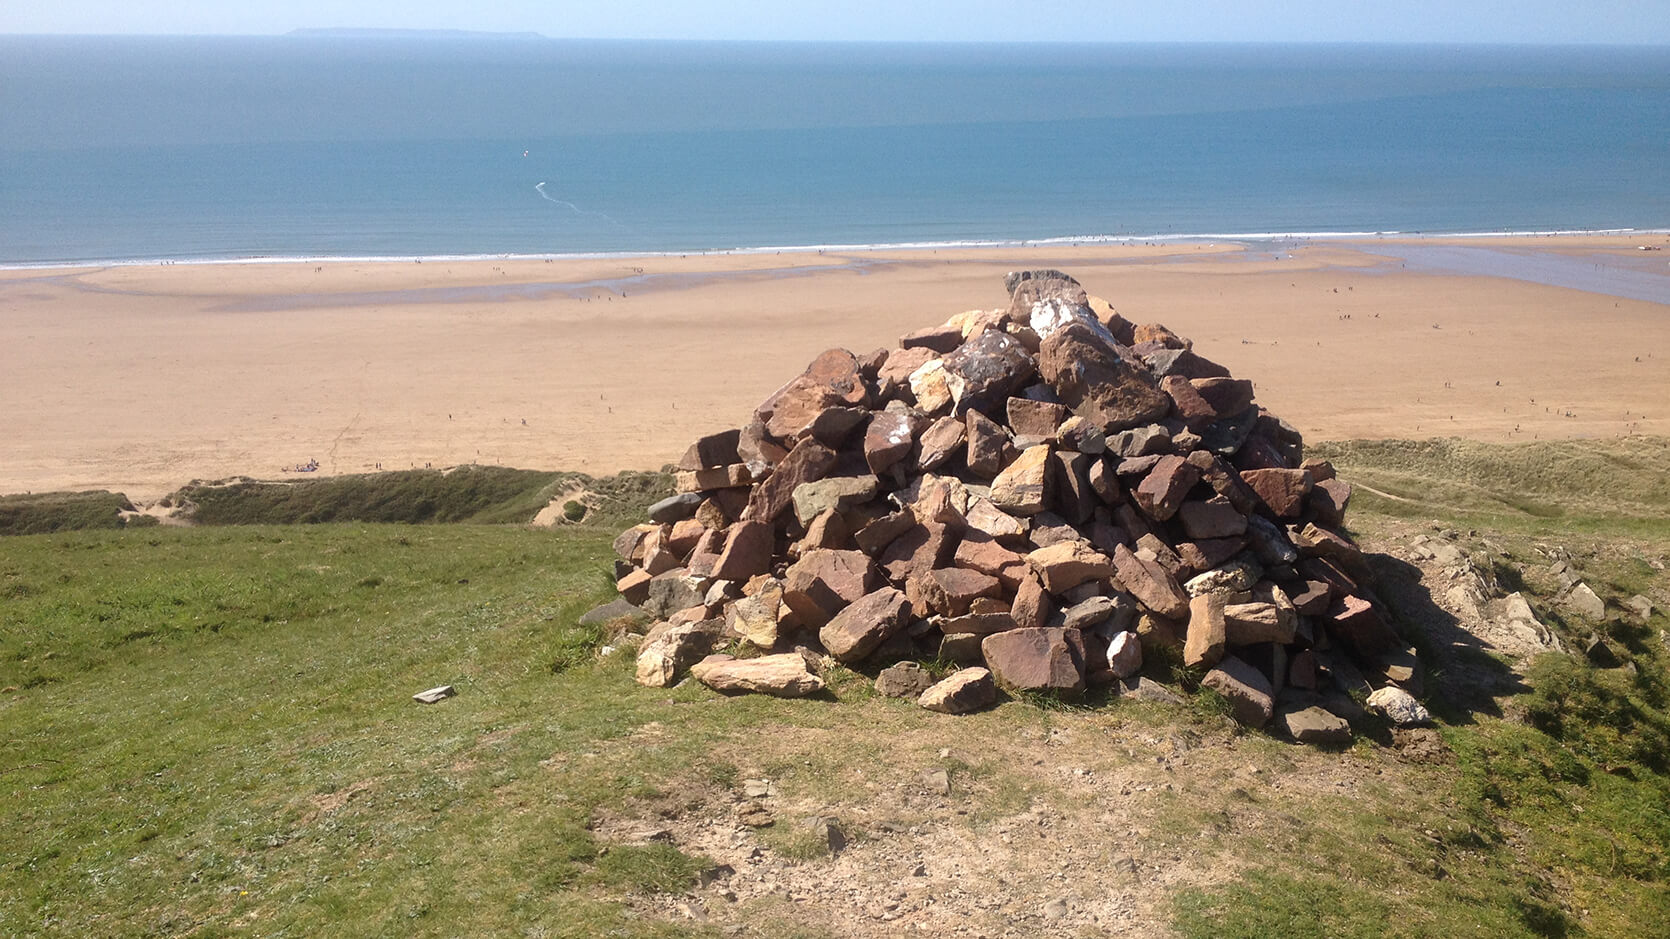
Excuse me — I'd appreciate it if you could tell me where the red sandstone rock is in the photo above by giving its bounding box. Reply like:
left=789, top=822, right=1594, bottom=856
left=1177, top=496, right=1247, bottom=540
left=981, top=627, right=1086, bottom=694
left=964, top=408, right=1011, bottom=478
left=677, top=428, right=742, bottom=471
left=954, top=530, right=1027, bottom=586
left=1027, top=541, right=1117, bottom=595
left=1112, top=543, right=1191, bottom=620
left=1132, top=454, right=1201, bottom=521
left=990, top=444, right=1052, bottom=516
left=877, top=346, right=936, bottom=392
left=746, top=438, right=837, bottom=524
left=900, top=323, right=965, bottom=354
left=1011, top=571, right=1053, bottom=629
left=819, top=586, right=912, bottom=662
left=1160, top=374, right=1218, bottom=427
left=1308, top=478, right=1353, bottom=527
left=918, top=667, right=998, bottom=714
left=710, top=520, right=774, bottom=582
left=920, top=567, right=1003, bottom=617
left=617, top=568, right=653, bottom=606
left=1049, top=450, right=1097, bottom=525
left=1087, top=457, right=1122, bottom=505
left=799, top=509, right=851, bottom=553
left=1190, top=377, right=1255, bottom=418
left=1007, top=397, right=1068, bottom=438
left=1202, top=655, right=1274, bottom=728
left=782, top=548, right=881, bottom=628
left=1290, top=579, right=1333, bottom=617
left=854, top=507, right=917, bottom=556
left=1133, top=322, right=1188, bottom=349
left=1184, top=592, right=1227, bottom=667
left=864, top=410, right=920, bottom=476
left=1035, top=319, right=1171, bottom=433
left=878, top=522, right=958, bottom=582
left=1326, top=594, right=1401, bottom=658
left=755, top=348, right=870, bottom=441
left=1239, top=468, right=1313, bottom=518
left=737, top=419, right=790, bottom=467
left=916, top=415, right=967, bottom=471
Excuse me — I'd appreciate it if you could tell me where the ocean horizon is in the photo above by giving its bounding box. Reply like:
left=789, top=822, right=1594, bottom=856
left=2, top=37, right=1667, bottom=265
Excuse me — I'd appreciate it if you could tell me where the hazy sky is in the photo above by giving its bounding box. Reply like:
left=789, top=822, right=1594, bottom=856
left=3, top=0, right=1669, bottom=44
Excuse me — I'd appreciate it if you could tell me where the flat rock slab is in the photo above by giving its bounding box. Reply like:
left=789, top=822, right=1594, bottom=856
left=1279, top=706, right=1352, bottom=745
left=413, top=685, right=455, bottom=704
left=1113, top=543, right=1191, bottom=620
left=1202, top=655, right=1274, bottom=728
left=919, top=667, right=999, bottom=714
left=1117, top=676, right=1186, bottom=705
left=691, top=653, right=826, bottom=697
left=1027, top=540, right=1116, bottom=594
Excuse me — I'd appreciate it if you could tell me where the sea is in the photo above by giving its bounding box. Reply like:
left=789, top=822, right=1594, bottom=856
left=2, top=37, right=1668, bottom=266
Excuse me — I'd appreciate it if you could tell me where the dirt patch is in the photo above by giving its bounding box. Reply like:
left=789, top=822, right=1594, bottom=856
left=299, top=779, right=376, bottom=825
left=588, top=703, right=1441, bottom=938
left=533, top=485, right=597, bottom=527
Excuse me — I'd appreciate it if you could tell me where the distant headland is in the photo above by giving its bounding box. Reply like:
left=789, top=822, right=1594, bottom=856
left=285, top=28, right=546, bottom=40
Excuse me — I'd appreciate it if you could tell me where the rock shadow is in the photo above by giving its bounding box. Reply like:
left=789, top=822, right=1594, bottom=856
left=1368, top=551, right=1530, bottom=724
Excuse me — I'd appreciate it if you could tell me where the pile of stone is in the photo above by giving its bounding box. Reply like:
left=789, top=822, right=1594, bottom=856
left=610, top=270, right=1414, bottom=743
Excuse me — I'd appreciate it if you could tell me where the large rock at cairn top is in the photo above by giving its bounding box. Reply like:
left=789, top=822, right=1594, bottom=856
left=940, top=330, right=1036, bottom=417
left=1036, top=315, right=1171, bottom=434
left=756, top=348, right=871, bottom=441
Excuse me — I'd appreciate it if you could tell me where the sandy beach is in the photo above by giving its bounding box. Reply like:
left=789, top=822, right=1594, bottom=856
left=3, top=234, right=1668, bottom=503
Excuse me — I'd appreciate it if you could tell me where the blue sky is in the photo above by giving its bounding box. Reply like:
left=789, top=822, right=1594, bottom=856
left=4, top=0, right=1669, bottom=43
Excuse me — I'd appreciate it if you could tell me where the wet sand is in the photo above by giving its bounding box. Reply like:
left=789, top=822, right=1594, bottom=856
left=2, top=234, right=1667, bottom=502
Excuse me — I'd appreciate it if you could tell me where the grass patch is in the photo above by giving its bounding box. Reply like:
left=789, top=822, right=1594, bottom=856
left=0, top=490, right=145, bottom=536
left=590, top=843, right=715, bottom=893
left=3, top=436, right=1669, bottom=936
left=159, top=465, right=672, bottom=527
left=1311, top=436, right=1670, bottom=536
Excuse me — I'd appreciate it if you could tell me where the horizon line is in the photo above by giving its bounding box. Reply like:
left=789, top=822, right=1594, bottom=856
left=3, top=32, right=1670, bottom=47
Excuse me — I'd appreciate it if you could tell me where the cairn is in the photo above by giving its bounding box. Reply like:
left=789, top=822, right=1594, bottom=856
left=610, top=270, right=1409, bottom=743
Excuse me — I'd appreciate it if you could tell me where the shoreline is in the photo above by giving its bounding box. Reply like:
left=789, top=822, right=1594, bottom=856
left=4, top=235, right=1667, bottom=503
left=4, top=227, right=1668, bottom=272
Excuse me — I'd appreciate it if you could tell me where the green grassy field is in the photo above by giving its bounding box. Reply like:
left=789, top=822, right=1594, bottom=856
left=2, top=440, right=1667, bottom=936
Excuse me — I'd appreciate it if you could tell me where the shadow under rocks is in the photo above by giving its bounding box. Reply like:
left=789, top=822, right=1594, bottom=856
left=1367, top=552, right=1530, bottom=725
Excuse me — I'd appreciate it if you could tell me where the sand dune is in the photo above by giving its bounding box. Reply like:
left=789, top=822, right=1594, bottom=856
left=2, top=235, right=1667, bottom=502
